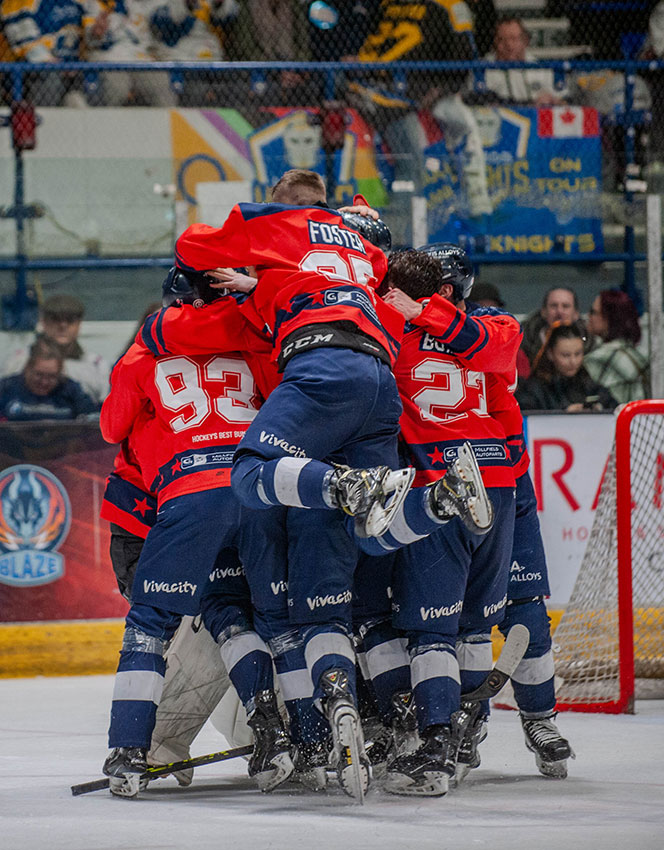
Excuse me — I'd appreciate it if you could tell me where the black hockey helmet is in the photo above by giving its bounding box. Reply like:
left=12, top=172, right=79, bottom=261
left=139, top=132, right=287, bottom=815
left=417, top=242, right=474, bottom=301
left=161, top=267, right=224, bottom=308
left=340, top=212, right=392, bottom=253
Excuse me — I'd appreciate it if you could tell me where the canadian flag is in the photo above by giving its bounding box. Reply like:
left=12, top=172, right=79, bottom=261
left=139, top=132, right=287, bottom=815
left=537, top=106, right=600, bottom=138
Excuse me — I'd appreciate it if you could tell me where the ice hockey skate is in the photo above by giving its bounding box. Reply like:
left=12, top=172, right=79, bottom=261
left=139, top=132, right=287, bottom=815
left=454, top=706, right=488, bottom=783
left=320, top=668, right=371, bottom=802
left=246, top=689, right=294, bottom=791
left=328, top=465, right=416, bottom=537
left=390, top=690, right=420, bottom=758
left=384, top=723, right=460, bottom=797
left=427, top=441, right=494, bottom=534
left=102, top=747, right=149, bottom=798
left=292, top=739, right=330, bottom=791
left=521, top=711, right=575, bottom=778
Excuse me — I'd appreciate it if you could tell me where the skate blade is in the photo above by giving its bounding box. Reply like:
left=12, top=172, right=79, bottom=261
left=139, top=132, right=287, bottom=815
left=108, top=773, right=145, bottom=798
left=535, top=754, right=569, bottom=779
left=333, top=712, right=370, bottom=803
left=256, top=751, right=295, bottom=792
left=455, top=443, right=493, bottom=533
left=362, top=468, right=416, bottom=538
left=294, top=766, right=328, bottom=792
left=384, top=770, right=449, bottom=797
left=453, top=762, right=472, bottom=785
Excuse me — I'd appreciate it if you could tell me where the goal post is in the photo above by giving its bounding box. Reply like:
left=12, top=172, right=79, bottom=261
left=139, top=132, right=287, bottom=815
left=553, top=400, right=664, bottom=714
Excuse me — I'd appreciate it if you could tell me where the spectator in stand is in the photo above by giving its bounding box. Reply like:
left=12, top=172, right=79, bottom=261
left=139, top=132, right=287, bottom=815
left=470, top=281, right=531, bottom=378
left=226, top=0, right=311, bottom=114
left=305, top=0, right=374, bottom=63
left=151, top=0, right=238, bottom=106
left=82, top=0, right=178, bottom=106
left=641, top=1, right=664, bottom=178
left=349, top=0, right=491, bottom=244
left=0, top=0, right=86, bottom=105
left=584, top=290, right=649, bottom=404
left=1, top=294, right=110, bottom=403
left=469, top=280, right=504, bottom=308
left=516, top=322, right=617, bottom=413
left=521, top=286, right=587, bottom=368
left=467, top=0, right=496, bottom=57
left=481, top=17, right=567, bottom=106
left=0, top=338, right=99, bottom=421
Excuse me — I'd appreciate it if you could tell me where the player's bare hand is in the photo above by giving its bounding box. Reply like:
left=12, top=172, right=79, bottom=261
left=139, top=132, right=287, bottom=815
left=207, top=268, right=257, bottom=293
left=383, top=288, right=423, bottom=321
left=338, top=204, right=379, bottom=220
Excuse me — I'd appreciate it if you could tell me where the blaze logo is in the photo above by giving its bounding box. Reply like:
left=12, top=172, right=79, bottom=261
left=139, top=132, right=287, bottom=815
left=0, top=465, right=71, bottom=587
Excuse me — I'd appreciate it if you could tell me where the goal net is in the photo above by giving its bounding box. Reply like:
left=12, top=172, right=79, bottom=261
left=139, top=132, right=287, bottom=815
left=553, top=400, right=664, bottom=713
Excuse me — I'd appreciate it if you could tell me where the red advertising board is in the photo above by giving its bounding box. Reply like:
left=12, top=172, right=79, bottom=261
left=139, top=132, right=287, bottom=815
left=0, top=422, right=128, bottom=622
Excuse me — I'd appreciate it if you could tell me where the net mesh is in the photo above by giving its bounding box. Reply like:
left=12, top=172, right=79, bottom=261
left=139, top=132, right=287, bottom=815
left=554, top=408, right=664, bottom=709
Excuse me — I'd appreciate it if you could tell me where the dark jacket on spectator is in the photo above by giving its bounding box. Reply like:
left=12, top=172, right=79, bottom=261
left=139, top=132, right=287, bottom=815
left=0, top=374, right=99, bottom=421
left=515, top=368, right=617, bottom=412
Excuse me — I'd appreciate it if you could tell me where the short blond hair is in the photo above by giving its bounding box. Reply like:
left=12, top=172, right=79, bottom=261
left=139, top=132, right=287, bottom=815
left=271, top=169, right=327, bottom=206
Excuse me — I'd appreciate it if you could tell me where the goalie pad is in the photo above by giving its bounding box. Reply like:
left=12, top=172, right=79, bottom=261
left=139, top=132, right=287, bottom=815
left=148, top=617, right=231, bottom=785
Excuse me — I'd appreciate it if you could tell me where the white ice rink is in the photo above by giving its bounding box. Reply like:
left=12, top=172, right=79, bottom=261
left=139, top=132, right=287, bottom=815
left=1, top=674, right=663, bottom=850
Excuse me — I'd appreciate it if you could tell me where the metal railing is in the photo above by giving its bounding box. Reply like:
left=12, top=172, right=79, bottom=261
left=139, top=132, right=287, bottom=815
left=1, top=58, right=663, bottom=327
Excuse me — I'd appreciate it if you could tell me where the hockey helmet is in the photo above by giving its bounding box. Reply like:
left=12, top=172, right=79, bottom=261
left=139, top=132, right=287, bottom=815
left=340, top=212, right=392, bottom=253
left=417, top=243, right=474, bottom=301
left=161, top=267, right=223, bottom=308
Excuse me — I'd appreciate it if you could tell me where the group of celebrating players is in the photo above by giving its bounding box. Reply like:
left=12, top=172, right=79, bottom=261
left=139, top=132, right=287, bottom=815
left=97, top=168, right=573, bottom=803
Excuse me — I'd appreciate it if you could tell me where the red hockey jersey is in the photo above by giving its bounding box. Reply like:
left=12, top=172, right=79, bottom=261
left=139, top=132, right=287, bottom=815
left=138, top=297, right=280, bottom=400
left=174, top=203, right=404, bottom=365
left=467, top=306, right=530, bottom=479
left=395, top=294, right=522, bottom=489
left=99, top=437, right=157, bottom=539
left=101, top=342, right=262, bottom=507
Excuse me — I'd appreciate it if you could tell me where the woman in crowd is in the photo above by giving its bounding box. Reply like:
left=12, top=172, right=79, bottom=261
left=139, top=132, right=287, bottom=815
left=584, top=290, right=649, bottom=404
left=516, top=322, right=617, bottom=413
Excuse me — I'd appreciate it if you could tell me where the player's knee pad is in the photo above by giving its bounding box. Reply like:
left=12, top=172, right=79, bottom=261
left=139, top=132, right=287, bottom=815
left=125, top=603, right=181, bottom=644
left=200, top=599, right=253, bottom=644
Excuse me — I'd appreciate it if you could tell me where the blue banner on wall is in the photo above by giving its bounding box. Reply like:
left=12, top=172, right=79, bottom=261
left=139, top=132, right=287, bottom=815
left=424, top=105, right=604, bottom=255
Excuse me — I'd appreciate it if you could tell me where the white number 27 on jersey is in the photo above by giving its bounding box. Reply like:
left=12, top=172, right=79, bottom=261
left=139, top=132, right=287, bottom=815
left=412, top=359, right=488, bottom=423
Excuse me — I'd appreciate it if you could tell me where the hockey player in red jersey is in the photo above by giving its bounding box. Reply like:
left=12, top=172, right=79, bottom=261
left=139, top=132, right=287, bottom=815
left=99, top=276, right=295, bottom=797
left=100, top=429, right=233, bottom=789
left=362, top=246, right=522, bottom=796
left=100, top=436, right=157, bottom=600
left=174, top=169, right=414, bottom=541
left=456, top=303, right=574, bottom=781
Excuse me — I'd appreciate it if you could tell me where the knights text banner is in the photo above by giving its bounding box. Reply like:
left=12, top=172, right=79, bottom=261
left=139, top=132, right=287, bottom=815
left=423, top=105, right=604, bottom=255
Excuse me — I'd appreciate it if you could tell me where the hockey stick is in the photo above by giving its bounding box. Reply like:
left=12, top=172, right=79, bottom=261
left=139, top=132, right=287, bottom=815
left=461, top=623, right=530, bottom=704
left=70, top=744, right=253, bottom=796
left=452, top=623, right=530, bottom=783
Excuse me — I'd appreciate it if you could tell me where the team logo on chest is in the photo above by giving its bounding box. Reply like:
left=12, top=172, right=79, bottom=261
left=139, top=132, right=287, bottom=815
left=0, top=465, right=71, bottom=587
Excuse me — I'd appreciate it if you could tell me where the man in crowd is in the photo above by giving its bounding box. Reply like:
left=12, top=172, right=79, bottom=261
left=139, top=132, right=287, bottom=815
left=520, top=285, right=586, bottom=368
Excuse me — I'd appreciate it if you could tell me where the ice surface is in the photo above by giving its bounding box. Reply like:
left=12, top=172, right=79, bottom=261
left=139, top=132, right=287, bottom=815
left=1, top=675, right=663, bottom=850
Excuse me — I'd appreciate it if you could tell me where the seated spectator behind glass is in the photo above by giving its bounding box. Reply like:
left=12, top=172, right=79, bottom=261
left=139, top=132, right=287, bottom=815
left=470, top=280, right=532, bottom=379
left=0, top=339, right=99, bottom=421
left=469, top=280, right=504, bottom=308
left=516, top=323, right=617, bottom=413
left=82, top=0, right=178, bottom=106
left=481, top=17, right=567, bottom=106
left=1, top=0, right=85, bottom=105
left=584, top=290, right=649, bottom=404
left=1, top=294, right=110, bottom=403
left=521, top=285, right=587, bottom=367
